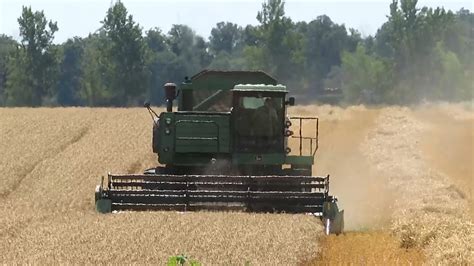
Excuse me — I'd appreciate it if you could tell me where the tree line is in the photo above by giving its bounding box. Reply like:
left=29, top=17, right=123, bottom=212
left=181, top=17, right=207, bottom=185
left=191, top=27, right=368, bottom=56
left=0, top=0, right=472, bottom=107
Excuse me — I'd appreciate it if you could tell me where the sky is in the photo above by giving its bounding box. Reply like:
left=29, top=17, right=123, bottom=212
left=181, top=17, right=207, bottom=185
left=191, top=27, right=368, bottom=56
left=0, top=0, right=471, bottom=44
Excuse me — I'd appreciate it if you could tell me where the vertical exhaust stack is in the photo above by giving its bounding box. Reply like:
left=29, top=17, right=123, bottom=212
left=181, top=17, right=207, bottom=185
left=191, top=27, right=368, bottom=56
left=164, top=83, right=178, bottom=112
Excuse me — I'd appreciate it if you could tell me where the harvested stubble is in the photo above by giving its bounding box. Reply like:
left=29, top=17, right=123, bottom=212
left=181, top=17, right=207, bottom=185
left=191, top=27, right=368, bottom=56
left=362, top=104, right=473, bottom=264
left=311, top=231, right=425, bottom=265
left=0, top=108, right=321, bottom=264
left=301, top=103, right=472, bottom=265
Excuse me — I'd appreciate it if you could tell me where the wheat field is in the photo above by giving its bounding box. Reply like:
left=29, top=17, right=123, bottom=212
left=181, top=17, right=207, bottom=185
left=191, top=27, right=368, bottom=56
left=0, top=104, right=472, bottom=264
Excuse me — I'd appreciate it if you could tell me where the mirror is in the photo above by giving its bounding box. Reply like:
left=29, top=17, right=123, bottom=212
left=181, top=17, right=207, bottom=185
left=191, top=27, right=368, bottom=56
left=286, top=97, right=295, bottom=106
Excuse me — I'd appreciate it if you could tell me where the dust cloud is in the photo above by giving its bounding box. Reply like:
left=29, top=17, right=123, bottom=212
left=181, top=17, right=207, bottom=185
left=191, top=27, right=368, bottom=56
left=361, top=104, right=473, bottom=264
left=291, top=103, right=472, bottom=264
left=414, top=103, right=473, bottom=219
left=289, top=105, right=395, bottom=230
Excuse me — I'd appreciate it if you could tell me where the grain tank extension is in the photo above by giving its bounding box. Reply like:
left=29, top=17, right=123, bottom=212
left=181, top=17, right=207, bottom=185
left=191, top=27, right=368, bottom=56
left=95, top=70, right=344, bottom=234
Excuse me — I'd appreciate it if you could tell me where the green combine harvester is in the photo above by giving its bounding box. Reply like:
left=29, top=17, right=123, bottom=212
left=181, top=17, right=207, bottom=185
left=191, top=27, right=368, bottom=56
left=95, top=70, right=344, bottom=234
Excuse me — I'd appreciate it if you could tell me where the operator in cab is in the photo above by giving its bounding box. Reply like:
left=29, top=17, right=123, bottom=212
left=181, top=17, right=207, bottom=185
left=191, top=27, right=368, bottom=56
left=253, top=97, right=279, bottom=149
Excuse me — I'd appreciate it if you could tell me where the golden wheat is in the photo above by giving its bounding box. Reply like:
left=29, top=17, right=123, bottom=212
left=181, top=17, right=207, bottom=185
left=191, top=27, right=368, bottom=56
left=0, top=104, right=472, bottom=264
left=0, top=108, right=322, bottom=264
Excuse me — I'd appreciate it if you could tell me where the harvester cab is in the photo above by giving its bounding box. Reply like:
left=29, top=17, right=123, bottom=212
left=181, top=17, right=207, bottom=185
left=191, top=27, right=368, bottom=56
left=232, top=85, right=287, bottom=155
left=95, top=70, right=344, bottom=235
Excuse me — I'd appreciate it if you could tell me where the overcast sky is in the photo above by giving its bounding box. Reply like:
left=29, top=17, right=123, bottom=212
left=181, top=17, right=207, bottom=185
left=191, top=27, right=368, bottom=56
left=0, top=0, right=471, bottom=43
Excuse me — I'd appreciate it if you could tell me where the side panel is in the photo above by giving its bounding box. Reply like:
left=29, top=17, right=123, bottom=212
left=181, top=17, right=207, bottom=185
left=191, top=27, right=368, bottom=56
left=174, top=113, right=230, bottom=153
left=157, top=112, right=231, bottom=165
left=156, top=112, right=175, bottom=164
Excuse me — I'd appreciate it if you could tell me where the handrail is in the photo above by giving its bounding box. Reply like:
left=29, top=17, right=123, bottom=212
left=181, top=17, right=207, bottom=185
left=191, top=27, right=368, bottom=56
left=288, top=116, right=319, bottom=157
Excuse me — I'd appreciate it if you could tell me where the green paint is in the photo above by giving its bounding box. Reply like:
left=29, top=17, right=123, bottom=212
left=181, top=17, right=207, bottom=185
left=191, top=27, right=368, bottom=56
left=285, top=155, right=314, bottom=165
left=96, top=199, right=112, bottom=213
left=232, top=153, right=286, bottom=165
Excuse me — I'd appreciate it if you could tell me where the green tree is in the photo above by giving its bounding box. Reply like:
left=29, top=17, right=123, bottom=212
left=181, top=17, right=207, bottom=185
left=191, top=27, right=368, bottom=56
left=443, top=9, right=474, bottom=100
left=207, top=50, right=247, bottom=70
left=339, top=45, right=393, bottom=104
left=0, top=35, right=17, bottom=106
left=383, top=0, right=456, bottom=102
left=240, top=0, right=306, bottom=91
left=431, top=43, right=467, bottom=101
left=300, top=15, right=360, bottom=92
left=145, top=25, right=213, bottom=105
left=100, top=1, right=149, bottom=106
left=146, top=27, right=168, bottom=53
left=208, top=22, right=247, bottom=70
left=57, top=37, right=84, bottom=105
left=145, top=28, right=179, bottom=105
left=252, top=0, right=296, bottom=80
left=209, top=22, right=243, bottom=55
left=5, top=6, right=58, bottom=106
left=444, top=9, right=474, bottom=67
left=80, top=33, right=110, bottom=106
left=167, top=24, right=212, bottom=73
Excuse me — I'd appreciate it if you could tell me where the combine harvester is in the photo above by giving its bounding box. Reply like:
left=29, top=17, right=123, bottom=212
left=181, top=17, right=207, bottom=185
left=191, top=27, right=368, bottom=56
left=95, top=70, right=344, bottom=234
